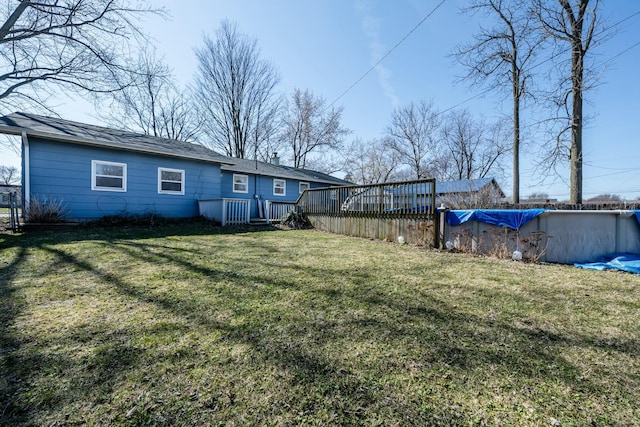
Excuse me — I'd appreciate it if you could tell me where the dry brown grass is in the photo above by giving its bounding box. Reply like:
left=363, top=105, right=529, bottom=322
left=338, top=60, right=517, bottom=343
left=1, top=224, right=639, bottom=426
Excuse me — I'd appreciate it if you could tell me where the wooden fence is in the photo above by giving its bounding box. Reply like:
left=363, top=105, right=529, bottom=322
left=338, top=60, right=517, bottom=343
left=298, top=179, right=438, bottom=246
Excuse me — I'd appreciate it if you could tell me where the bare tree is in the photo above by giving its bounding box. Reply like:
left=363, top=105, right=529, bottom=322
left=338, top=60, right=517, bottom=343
left=586, top=193, right=621, bottom=203
left=534, top=0, right=601, bottom=204
left=101, top=48, right=200, bottom=141
left=0, top=164, right=18, bottom=184
left=344, top=137, right=401, bottom=184
left=253, top=102, right=283, bottom=163
left=453, top=0, right=544, bottom=203
left=440, top=183, right=505, bottom=209
left=279, top=88, right=349, bottom=169
left=527, top=192, right=550, bottom=201
left=439, top=109, right=509, bottom=181
left=193, top=20, right=280, bottom=158
left=0, top=0, right=162, bottom=114
left=386, top=99, right=440, bottom=179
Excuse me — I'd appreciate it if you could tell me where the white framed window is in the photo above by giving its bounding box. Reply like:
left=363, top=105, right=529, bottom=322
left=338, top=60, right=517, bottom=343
left=92, top=160, right=127, bottom=192
left=233, top=174, right=248, bottom=193
left=299, top=182, right=310, bottom=194
left=158, top=167, right=185, bottom=195
left=273, top=179, right=286, bottom=196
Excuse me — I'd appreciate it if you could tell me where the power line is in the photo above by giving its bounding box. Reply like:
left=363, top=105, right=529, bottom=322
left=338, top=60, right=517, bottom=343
left=588, top=169, right=638, bottom=179
left=437, top=88, right=493, bottom=116
left=437, top=41, right=640, bottom=122
left=596, top=9, right=640, bottom=38
left=327, top=0, right=448, bottom=109
left=583, top=161, right=638, bottom=171
left=438, top=9, right=640, bottom=115
left=604, top=39, right=640, bottom=64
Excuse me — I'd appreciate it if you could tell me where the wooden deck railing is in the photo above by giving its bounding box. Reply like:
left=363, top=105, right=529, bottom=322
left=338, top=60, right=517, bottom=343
left=198, top=198, right=250, bottom=226
left=264, top=200, right=295, bottom=223
left=298, top=179, right=436, bottom=219
left=296, top=179, right=438, bottom=247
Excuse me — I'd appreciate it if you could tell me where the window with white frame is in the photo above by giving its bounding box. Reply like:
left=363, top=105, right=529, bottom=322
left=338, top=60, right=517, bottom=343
left=158, top=167, right=185, bottom=195
left=273, top=179, right=286, bottom=196
left=233, top=174, right=248, bottom=193
left=299, top=182, right=310, bottom=194
left=92, top=160, right=127, bottom=192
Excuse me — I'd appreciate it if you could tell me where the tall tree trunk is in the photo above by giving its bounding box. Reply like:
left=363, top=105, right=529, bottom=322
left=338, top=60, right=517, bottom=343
left=569, top=55, right=583, bottom=204
left=512, top=64, right=521, bottom=204
left=568, top=0, right=586, bottom=205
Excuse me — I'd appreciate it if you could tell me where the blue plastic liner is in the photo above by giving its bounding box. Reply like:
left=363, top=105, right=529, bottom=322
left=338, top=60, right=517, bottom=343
left=574, top=253, right=640, bottom=274
left=634, top=211, right=640, bottom=225
left=446, top=209, right=546, bottom=230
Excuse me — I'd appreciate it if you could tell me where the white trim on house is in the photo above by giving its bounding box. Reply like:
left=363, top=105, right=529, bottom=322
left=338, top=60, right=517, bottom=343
left=158, top=167, right=185, bottom=195
left=233, top=174, right=248, bottom=193
left=273, top=178, right=286, bottom=196
left=21, top=131, right=30, bottom=211
left=91, top=160, right=127, bottom=192
left=299, top=182, right=310, bottom=194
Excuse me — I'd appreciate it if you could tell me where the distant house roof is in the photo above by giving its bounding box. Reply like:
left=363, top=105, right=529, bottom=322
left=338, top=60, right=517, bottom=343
left=0, top=112, right=351, bottom=185
left=0, top=112, right=232, bottom=165
left=222, top=157, right=351, bottom=186
left=0, top=184, right=20, bottom=191
left=436, top=178, right=505, bottom=198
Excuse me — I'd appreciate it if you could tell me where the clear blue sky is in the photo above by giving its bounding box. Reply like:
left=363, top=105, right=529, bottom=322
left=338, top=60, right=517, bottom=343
left=1, top=0, right=639, bottom=200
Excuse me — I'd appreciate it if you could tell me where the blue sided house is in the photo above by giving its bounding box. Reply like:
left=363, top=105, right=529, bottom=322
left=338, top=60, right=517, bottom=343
left=0, top=112, right=350, bottom=224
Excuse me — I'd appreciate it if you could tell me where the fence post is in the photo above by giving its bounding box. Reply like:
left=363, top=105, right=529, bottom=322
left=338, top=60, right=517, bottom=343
left=264, top=200, right=271, bottom=224
left=221, top=199, right=227, bottom=226
left=438, top=205, right=448, bottom=249
left=9, top=191, right=21, bottom=232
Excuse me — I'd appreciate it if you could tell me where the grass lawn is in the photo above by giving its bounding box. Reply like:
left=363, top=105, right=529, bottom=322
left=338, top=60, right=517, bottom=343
left=1, top=223, right=639, bottom=426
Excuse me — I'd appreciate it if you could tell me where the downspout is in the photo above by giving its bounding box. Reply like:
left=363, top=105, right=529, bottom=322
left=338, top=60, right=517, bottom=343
left=21, top=131, right=30, bottom=213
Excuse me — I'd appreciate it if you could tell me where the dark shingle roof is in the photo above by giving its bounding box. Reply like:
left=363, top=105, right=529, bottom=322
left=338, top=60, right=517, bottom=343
left=0, top=112, right=351, bottom=186
left=222, top=157, right=351, bottom=186
left=0, top=112, right=232, bottom=165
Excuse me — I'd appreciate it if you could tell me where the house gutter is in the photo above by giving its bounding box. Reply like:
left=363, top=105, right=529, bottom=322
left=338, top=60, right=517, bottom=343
left=21, top=131, right=30, bottom=212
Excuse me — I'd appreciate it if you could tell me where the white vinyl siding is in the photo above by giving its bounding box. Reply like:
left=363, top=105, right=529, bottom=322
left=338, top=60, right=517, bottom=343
left=92, top=160, right=127, bottom=192
left=158, top=167, right=185, bottom=195
left=233, top=174, right=248, bottom=193
left=273, top=179, right=286, bottom=196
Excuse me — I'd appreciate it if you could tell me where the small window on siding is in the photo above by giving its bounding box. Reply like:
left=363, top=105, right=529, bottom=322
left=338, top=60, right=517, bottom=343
left=299, top=182, right=310, bottom=194
left=233, top=174, right=248, bottom=193
left=158, top=168, right=185, bottom=195
left=92, top=160, right=126, bottom=192
left=273, top=179, right=286, bottom=196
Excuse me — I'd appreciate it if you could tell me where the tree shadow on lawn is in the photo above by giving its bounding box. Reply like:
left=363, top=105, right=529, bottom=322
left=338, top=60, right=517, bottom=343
left=0, top=219, right=281, bottom=252
left=0, top=245, right=29, bottom=424
left=2, top=231, right=639, bottom=425
left=2, top=243, right=388, bottom=425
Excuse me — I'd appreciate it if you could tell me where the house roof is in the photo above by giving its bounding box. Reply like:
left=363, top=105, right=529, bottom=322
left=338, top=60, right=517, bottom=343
left=436, top=178, right=504, bottom=197
left=0, top=112, right=233, bottom=165
left=222, top=157, right=351, bottom=186
left=0, top=112, right=351, bottom=185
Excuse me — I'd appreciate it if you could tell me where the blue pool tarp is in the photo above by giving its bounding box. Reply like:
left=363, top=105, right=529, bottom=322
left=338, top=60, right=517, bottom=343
left=446, top=209, right=546, bottom=230
left=635, top=211, right=640, bottom=225
left=575, top=253, right=640, bottom=274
